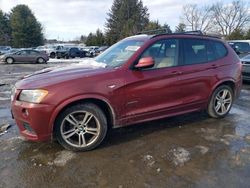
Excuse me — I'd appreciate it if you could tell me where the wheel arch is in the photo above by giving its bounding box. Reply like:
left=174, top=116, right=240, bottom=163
left=5, top=57, right=15, bottom=63
left=50, top=96, right=116, bottom=138
left=208, top=79, right=236, bottom=108
left=211, top=79, right=236, bottom=97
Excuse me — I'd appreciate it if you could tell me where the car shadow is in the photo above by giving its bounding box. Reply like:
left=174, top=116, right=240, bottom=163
left=100, top=110, right=209, bottom=149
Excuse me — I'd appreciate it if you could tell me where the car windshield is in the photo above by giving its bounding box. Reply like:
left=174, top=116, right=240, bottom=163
left=95, top=39, right=145, bottom=68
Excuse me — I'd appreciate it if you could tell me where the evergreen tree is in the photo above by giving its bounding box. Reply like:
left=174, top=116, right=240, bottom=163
left=80, top=35, right=87, bottom=43
left=162, top=24, right=172, bottom=34
left=105, top=0, right=149, bottom=45
left=144, top=20, right=162, bottom=31
left=0, top=10, right=11, bottom=45
left=86, top=29, right=105, bottom=46
left=95, top=29, right=105, bottom=45
left=244, top=29, right=250, bottom=39
left=226, top=29, right=245, bottom=40
left=10, top=5, right=44, bottom=47
left=86, top=32, right=94, bottom=46
left=175, top=23, right=186, bottom=33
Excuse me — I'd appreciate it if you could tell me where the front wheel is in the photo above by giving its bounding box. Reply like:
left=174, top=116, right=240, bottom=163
left=6, top=57, right=14, bottom=64
left=55, top=103, right=107, bottom=151
left=207, top=85, right=233, bottom=118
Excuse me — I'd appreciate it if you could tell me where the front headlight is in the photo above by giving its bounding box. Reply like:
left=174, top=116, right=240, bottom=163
left=11, top=86, right=16, bottom=101
left=19, top=89, right=48, bottom=103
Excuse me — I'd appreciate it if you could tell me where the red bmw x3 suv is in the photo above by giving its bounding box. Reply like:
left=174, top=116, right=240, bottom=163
left=11, top=31, right=242, bottom=151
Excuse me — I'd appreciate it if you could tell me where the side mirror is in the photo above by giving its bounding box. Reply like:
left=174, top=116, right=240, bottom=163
left=135, top=57, right=154, bottom=69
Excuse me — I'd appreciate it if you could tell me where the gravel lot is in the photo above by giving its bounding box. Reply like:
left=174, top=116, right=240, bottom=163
left=0, top=61, right=250, bottom=188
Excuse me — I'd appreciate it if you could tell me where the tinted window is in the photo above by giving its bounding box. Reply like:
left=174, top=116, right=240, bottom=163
left=70, top=48, right=78, bottom=52
left=213, top=41, right=227, bottom=59
left=18, top=50, right=28, bottom=55
left=183, top=39, right=208, bottom=65
left=183, top=39, right=227, bottom=65
left=141, top=39, right=179, bottom=69
left=29, top=50, right=39, bottom=55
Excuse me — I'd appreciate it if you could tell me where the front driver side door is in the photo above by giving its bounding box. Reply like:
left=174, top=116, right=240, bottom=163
left=123, top=38, right=183, bottom=125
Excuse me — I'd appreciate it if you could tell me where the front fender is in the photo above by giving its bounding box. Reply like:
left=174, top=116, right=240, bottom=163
left=48, top=94, right=116, bottom=134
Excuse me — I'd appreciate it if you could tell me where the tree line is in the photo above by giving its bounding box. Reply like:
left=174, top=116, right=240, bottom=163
left=182, top=1, right=250, bottom=39
left=1, top=0, right=249, bottom=48
left=83, top=0, right=250, bottom=46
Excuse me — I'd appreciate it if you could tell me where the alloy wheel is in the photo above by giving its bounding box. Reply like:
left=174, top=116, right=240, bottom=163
left=60, top=111, right=101, bottom=148
left=214, top=88, right=232, bottom=116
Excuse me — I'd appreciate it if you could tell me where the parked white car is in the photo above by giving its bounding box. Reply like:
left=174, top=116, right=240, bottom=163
left=241, top=54, right=250, bottom=81
left=82, top=46, right=99, bottom=57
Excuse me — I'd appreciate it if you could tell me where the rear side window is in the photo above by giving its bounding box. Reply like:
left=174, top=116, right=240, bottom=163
left=183, top=39, right=227, bottom=65
left=213, top=41, right=227, bottom=59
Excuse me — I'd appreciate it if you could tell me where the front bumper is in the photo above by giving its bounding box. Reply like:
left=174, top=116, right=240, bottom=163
left=242, top=64, right=250, bottom=81
left=11, top=100, right=55, bottom=141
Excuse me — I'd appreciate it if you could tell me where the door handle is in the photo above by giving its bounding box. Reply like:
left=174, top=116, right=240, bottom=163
left=211, top=64, right=218, bottom=69
left=171, top=71, right=182, bottom=75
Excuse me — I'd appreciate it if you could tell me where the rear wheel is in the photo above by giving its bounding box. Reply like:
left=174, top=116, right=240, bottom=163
left=55, top=103, right=107, bottom=151
left=50, top=53, right=56, bottom=58
left=6, top=57, right=14, bottom=64
left=207, top=85, right=233, bottom=118
left=37, top=57, right=45, bottom=64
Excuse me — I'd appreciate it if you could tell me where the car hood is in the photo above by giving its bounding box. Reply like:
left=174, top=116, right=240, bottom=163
left=241, top=54, right=250, bottom=61
left=15, top=59, right=108, bottom=89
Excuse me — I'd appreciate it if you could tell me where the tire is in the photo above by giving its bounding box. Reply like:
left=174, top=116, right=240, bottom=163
left=207, top=85, right=234, bottom=118
left=37, top=57, right=45, bottom=64
left=55, top=103, right=108, bottom=151
left=6, top=57, right=14, bottom=64
left=50, top=53, right=56, bottom=58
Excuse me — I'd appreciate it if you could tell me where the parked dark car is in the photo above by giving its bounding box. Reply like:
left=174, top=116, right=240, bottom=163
left=11, top=31, right=242, bottom=151
left=240, top=54, right=250, bottom=81
left=56, top=47, right=85, bottom=59
left=228, top=40, right=250, bottom=58
left=95, top=46, right=109, bottom=56
left=0, top=49, right=49, bottom=64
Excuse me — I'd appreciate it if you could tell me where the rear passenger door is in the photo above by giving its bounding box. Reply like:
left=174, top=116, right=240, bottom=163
left=28, top=50, right=39, bottom=62
left=179, top=38, right=222, bottom=107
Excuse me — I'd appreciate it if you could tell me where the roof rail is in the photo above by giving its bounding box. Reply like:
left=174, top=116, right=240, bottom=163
left=151, top=30, right=221, bottom=39
left=175, top=30, right=203, bottom=35
left=137, top=28, right=171, bottom=35
left=137, top=29, right=221, bottom=39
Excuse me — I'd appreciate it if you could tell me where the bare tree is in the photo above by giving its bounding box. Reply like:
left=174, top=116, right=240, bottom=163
left=182, top=4, right=213, bottom=33
left=211, top=1, right=250, bottom=36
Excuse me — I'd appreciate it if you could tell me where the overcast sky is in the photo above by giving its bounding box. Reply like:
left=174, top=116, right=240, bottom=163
left=0, top=0, right=232, bottom=40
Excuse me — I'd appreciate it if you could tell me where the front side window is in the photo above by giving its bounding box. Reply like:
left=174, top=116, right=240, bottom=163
left=16, top=50, right=28, bottom=55
left=140, top=39, right=179, bottom=69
